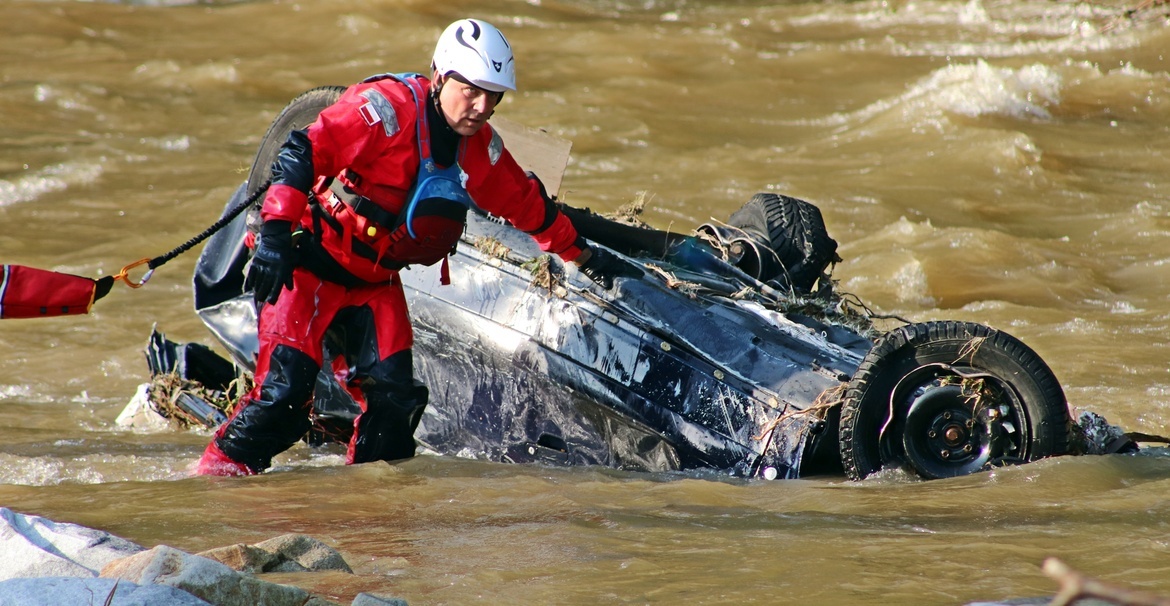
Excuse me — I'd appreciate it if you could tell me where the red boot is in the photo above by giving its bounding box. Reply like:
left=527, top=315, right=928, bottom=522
left=193, top=441, right=256, bottom=477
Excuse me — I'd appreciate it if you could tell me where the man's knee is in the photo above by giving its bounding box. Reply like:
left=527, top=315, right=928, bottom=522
left=217, top=344, right=320, bottom=472
left=351, top=349, right=429, bottom=464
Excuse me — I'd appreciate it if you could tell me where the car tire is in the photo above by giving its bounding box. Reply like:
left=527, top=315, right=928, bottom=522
left=247, top=85, right=346, bottom=197
left=837, top=321, right=1072, bottom=481
left=725, top=193, right=839, bottom=292
left=244, top=86, right=346, bottom=231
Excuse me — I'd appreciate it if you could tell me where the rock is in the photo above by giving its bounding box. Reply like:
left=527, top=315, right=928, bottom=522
left=114, top=383, right=171, bottom=432
left=0, top=508, right=145, bottom=579
left=197, top=534, right=352, bottom=574
left=101, top=544, right=326, bottom=606
left=351, top=594, right=409, bottom=606
left=0, top=511, right=353, bottom=605
left=0, top=577, right=211, bottom=605
left=196, top=544, right=279, bottom=574
left=253, top=534, right=353, bottom=573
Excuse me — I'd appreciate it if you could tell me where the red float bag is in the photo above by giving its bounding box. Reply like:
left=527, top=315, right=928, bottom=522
left=0, top=264, right=112, bottom=319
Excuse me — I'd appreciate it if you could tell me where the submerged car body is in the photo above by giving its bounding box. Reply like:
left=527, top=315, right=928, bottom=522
left=187, top=186, right=1079, bottom=482
left=174, top=87, right=1077, bottom=481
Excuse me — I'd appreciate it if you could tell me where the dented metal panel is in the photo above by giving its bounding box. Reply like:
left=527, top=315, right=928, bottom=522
left=395, top=212, right=869, bottom=477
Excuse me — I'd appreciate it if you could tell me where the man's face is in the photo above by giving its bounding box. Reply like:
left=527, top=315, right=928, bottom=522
left=436, top=75, right=502, bottom=136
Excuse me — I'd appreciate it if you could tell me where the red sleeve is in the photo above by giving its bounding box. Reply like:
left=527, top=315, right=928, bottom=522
left=261, top=184, right=309, bottom=224
left=470, top=131, right=586, bottom=263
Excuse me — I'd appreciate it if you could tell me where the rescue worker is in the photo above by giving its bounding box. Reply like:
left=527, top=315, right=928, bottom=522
left=195, top=18, right=636, bottom=476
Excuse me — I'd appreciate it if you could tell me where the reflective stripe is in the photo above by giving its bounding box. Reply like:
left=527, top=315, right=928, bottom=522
left=488, top=128, right=503, bottom=166
left=359, top=89, right=400, bottom=138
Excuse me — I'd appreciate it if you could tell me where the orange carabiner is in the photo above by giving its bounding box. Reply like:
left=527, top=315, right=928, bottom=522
left=114, top=258, right=154, bottom=289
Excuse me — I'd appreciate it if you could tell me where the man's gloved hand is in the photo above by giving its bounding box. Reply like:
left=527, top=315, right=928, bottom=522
left=246, top=220, right=297, bottom=305
left=577, top=246, right=642, bottom=290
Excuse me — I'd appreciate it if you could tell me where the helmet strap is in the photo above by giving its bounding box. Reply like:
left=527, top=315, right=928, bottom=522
left=427, top=77, right=462, bottom=168
left=429, top=74, right=454, bottom=129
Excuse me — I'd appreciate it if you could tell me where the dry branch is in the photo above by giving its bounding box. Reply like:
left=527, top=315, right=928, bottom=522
left=1044, top=557, right=1170, bottom=606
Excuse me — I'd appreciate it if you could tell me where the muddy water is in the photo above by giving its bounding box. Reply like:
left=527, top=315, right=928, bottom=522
left=2, top=0, right=1169, bottom=604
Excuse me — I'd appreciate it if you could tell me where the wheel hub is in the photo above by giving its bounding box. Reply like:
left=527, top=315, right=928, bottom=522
left=900, top=380, right=995, bottom=479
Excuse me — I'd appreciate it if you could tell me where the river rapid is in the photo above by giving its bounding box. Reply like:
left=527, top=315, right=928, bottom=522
left=2, top=0, right=1169, bottom=604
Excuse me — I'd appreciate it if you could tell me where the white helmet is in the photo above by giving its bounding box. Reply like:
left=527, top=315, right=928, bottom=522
left=432, top=19, right=516, bottom=93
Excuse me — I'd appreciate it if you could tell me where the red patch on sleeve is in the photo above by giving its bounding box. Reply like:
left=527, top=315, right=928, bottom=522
left=358, top=102, right=381, bottom=127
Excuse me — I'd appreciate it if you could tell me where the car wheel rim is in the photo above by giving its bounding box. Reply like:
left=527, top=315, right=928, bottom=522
left=886, top=370, right=1030, bottom=479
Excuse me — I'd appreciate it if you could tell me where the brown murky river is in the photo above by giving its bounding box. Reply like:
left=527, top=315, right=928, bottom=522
left=2, top=1, right=1169, bottom=604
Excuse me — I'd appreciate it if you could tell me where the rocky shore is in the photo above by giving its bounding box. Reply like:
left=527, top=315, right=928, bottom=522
left=0, top=507, right=405, bottom=606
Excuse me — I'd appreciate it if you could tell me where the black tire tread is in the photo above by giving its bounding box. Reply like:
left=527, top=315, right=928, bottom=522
left=727, top=193, right=839, bottom=290
left=246, top=86, right=347, bottom=199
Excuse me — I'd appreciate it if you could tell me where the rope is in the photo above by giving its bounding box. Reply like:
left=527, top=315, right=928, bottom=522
left=115, top=179, right=272, bottom=288
left=150, top=179, right=272, bottom=269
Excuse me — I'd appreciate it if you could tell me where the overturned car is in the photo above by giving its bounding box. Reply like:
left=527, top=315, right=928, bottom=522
left=161, top=87, right=1081, bottom=482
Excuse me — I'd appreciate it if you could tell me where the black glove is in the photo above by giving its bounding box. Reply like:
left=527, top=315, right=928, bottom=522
left=246, top=220, right=297, bottom=305
left=578, top=246, right=641, bottom=290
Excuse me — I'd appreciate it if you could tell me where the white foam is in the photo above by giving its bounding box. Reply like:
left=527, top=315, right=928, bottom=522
left=138, top=135, right=191, bottom=152
left=788, top=0, right=1142, bottom=57
left=0, top=162, right=103, bottom=207
left=805, top=60, right=1062, bottom=129
left=0, top=385, right=34, bottom=400
left=0, top=452, right=191, bottom=486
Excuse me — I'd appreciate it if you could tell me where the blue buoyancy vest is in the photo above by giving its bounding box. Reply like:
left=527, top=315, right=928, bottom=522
left=359, top=72, right=476, bottom=283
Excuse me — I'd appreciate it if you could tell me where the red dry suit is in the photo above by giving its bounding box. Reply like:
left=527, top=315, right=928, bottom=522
left=196, top=73, right=585, bottom=476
